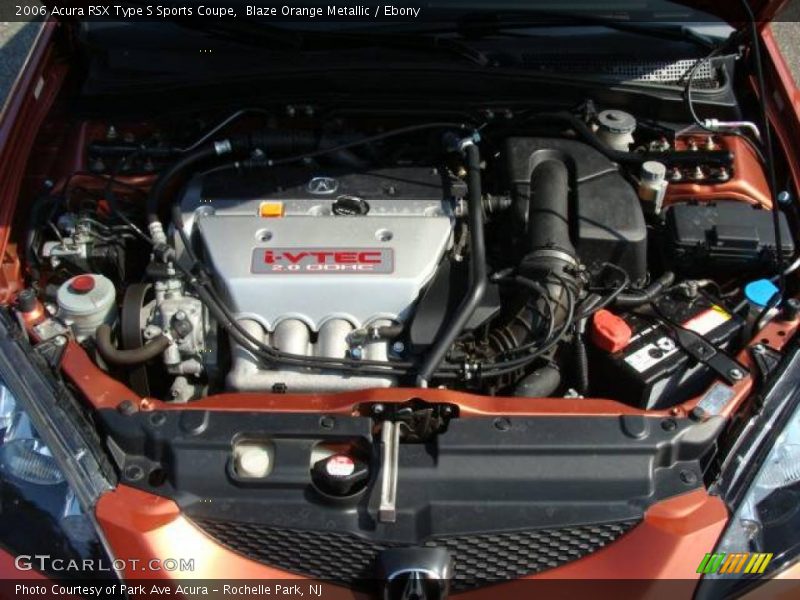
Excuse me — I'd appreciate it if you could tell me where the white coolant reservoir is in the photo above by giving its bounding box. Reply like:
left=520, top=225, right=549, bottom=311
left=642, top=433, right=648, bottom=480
left=57, top=274, right=117, bottom=340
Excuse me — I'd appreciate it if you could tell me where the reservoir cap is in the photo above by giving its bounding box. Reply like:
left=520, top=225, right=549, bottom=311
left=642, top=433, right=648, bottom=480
left=745, top=279, right=780, bottom=308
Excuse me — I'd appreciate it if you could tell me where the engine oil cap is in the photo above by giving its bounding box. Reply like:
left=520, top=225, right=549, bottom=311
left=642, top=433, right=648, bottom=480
left=69, top=275, right=96, bottom=294
left=326, top=455, right=355, bottom=477
left=332, top=196, right=369, bottom=216
left=311, top=453, right=369, bottom=497
left=591, top=309, right=633, bottom=353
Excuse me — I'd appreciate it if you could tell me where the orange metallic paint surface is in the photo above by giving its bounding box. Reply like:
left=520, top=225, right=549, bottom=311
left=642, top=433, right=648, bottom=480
left=763, top=26, right=800, bottom=195
left=0, top=21, right=66, bottom=303
left=60, top=341, right=145, bottom=410
left=96, top=486, right=726, bottom=591
left=58, top=335, right=669, bottom=416
left=665, top=136, right=773, bottom=209
left=681, top=316, right=799, bottom=419
left=55, top=313, right=798, bottom=420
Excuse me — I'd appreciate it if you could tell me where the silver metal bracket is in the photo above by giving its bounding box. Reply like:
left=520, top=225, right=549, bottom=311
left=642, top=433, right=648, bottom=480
left=379, top=420, right=402, bottom=523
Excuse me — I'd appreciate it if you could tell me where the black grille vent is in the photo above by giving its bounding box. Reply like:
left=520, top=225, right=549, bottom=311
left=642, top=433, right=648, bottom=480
left=520, top=55, right=722, bottom=89
left=190, top=518, right=638, bottom=589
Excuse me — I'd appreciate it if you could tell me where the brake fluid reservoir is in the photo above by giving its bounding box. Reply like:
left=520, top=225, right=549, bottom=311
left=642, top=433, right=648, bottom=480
left=57, top=274, right=117, bottom=340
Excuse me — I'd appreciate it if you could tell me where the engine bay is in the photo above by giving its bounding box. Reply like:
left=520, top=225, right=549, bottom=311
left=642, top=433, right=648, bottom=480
left=14, top=102, right=798, bottom=412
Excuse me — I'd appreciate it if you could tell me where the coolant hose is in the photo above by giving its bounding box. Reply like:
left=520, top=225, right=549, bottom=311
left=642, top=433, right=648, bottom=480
left=614, top=272, right=675, bottom=308
left=96, top=324, right=171, bottom=366
left=514, top=365, right=562, bottom=397
left=147, top=144, right=222, bottom=225
left=417, top=138, right=487, bottom=385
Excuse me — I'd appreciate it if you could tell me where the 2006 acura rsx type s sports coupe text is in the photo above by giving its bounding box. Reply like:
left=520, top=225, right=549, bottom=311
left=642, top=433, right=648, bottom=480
left=0, top=1, right=799, bottom=598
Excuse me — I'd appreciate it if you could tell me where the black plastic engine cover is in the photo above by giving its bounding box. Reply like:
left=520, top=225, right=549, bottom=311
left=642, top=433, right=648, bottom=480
left=665, top=201, right=795, bottom=276
left=506, top=138, right=648, bottom=283
left=201, top=166, right=461, bottom=203
left=99, top=407, right=721, bottom=543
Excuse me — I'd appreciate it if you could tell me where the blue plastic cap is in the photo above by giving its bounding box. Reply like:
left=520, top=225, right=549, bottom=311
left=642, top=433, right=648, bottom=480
left=745, top=279, right=780, bottom=308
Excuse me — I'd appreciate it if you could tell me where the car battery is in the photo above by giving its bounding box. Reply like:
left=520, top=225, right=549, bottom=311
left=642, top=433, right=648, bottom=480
left=591, top=293, right=744, bottom=409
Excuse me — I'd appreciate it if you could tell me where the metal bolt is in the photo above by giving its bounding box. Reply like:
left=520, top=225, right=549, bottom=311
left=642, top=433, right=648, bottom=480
left=124, top=465, right=144, bottom=481
left=372, top=403, right=385, bottom=416
left=149, top=413, right=167, bottom=427
left=661, top=418, right=677, bottom=432
left=175, top=310, right=187, bottom=321
left=391, top=341, right=406, bottom=355
left=752, top=344, right=765, bottom=354
left=118, top=400, right=137, bottom=416
left=777, top=191, right=792, bottom=206
left=286, top=105, right=296, bottom=117
left=53, top=335, right=67, bottom=347
left=350, top=347, right=364, bottom=360
left=680, top=470, right=698, bottom=485
left=320, top=416, right=335, bottom=430
left=106, top=125, right=118, bottom=140
left=729, top=368, right=745, bottom=381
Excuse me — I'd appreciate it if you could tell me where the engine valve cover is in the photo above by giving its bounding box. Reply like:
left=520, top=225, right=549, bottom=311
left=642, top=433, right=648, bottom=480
left=180, top=168, right=457, bottom=331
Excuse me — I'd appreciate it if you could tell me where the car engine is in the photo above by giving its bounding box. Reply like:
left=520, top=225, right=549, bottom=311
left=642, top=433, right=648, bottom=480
left=179, top=167, right=458, bottom=393
left=22, top=105, right=796, bottom=408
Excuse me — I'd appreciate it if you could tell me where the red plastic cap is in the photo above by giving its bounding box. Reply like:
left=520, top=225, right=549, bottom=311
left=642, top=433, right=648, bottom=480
left=590, top=309, right=632, bottom=353
left=69, top=275, right=95, bottom=294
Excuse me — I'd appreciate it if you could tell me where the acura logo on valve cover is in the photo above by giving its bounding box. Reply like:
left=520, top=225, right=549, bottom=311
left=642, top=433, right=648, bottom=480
left=307, top=176, right=339, bottom=194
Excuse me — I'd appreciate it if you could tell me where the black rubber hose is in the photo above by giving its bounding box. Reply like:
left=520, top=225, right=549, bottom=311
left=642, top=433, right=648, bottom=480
left=514, top=365, right=562, bottom=397
left=529, top=112, right=733, bottom=168
left=614, top=272, right=676, bottom=308
left=417, top=140, right=487, bottom=384
left=147, top=144, right=220, bottom=225
left=96, top=324, right=171, bottom=366
left=573, top=334, right=590, bottom=395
